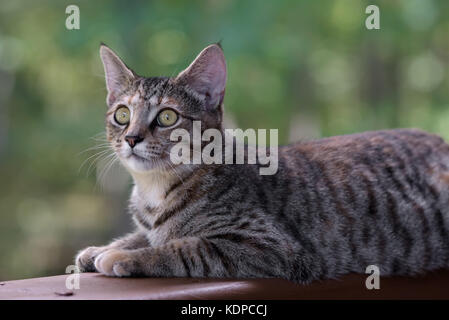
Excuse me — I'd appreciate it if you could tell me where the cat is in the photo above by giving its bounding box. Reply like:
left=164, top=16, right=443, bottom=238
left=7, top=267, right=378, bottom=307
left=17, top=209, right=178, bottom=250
left=75, top=43, right=449, bottom=283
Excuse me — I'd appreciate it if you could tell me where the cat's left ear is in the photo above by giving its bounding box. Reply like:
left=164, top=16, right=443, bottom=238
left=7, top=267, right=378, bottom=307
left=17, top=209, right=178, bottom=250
left=100, top=44, right=135, bottom=106
left=175, top=44, right=227, bottom=110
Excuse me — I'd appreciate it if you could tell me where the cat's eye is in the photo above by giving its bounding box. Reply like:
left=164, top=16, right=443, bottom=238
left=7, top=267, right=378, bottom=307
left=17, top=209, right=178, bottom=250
left=157, top=109, right=178, bottom=127
left=114, top=105, right=130, bottom=125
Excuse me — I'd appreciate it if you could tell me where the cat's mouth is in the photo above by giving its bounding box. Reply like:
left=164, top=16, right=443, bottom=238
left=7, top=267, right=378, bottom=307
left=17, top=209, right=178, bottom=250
left=120, top=149, right=169, bottom=172
left=120, top=151, right=154, bottom=172
left=129, top=151, right=148, bottom=162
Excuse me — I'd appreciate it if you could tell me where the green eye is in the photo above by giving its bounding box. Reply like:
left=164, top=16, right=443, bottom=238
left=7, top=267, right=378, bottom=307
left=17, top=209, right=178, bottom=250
left=114, top=106, right=130, bottom=125
left=157, top=109, right=178, bottom=127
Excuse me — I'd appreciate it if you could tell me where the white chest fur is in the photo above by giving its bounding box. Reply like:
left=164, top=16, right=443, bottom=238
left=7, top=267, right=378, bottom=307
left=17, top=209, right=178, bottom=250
left=131, top=170, right=176, bottom=208
left=129, top=170, right=178, bottom=230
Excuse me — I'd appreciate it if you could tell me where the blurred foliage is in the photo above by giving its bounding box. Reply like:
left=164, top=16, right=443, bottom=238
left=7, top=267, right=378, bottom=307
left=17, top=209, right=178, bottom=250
left=0, top=0, right=449, bottom=280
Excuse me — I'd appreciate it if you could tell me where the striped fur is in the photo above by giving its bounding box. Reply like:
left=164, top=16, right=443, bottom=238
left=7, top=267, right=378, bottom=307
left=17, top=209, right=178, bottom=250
left=75, top=44, right=449, bottom=283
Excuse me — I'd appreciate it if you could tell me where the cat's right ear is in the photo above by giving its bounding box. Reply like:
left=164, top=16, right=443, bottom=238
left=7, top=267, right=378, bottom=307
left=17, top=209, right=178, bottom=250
left=174, top=44, right=226, bottom=111
left=99, top=44, right=135, bottom=106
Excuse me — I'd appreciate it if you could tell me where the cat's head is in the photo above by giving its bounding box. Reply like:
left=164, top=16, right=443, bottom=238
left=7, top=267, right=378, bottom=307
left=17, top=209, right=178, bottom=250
left=99, top=43, right=226, bottom=173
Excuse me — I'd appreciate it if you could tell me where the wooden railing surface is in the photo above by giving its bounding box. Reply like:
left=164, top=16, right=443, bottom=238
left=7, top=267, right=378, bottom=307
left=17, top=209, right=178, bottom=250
left=1, top=271, right=449, bottom=300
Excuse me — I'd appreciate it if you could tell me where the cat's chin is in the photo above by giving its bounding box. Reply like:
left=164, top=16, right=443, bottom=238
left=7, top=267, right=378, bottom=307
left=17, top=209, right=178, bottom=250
left=121, top=153, right=170, bottom=173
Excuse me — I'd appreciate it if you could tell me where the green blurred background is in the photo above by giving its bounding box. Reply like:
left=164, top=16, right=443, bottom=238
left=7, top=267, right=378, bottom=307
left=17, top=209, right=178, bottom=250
left=0, top=0, right=448, bottom=280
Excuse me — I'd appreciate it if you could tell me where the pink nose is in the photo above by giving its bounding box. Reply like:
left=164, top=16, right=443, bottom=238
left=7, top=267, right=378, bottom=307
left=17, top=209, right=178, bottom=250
left=125, top=135, right=143, bottom=148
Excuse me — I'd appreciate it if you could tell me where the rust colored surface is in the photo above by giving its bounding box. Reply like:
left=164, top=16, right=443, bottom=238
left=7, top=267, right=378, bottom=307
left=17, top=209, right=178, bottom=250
left=1, top=271, right=449, bottom=300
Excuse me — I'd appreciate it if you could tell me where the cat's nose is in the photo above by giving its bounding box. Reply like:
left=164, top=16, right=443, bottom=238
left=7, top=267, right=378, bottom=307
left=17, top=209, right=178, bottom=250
left=125, top=135, right=144, bottom=148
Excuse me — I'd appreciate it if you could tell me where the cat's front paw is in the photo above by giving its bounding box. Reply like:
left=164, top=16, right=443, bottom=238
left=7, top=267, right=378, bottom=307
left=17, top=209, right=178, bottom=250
left=94, top=249, right=135, bottom=277
left=75, top=246, right=109, bottom=272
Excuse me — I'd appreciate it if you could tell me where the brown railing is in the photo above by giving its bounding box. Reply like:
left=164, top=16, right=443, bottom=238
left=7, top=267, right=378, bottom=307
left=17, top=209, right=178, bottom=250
left=1, top=271, right=449, bottom=299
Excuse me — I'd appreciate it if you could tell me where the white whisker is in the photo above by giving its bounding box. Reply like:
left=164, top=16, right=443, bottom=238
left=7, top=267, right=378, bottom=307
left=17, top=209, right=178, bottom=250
left=77, top=144, right=111, bottom=156
left=87, top=150, right=115, bottom=177
left=78, top=149, right=112, bottom=175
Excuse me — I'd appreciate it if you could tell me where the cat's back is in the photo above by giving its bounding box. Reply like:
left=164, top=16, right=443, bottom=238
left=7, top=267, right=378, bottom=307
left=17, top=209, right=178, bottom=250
left=276, top=128, right=449, bottom=276
left=279, top=128, right=449, bottom=218
left=284, top=128, right=449, bottom=166
left=280, top=128, right=449, bottom=187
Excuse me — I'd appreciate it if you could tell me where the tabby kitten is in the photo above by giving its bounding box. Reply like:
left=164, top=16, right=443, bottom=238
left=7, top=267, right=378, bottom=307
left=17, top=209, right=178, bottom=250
left=75, top=43, right=449, bottom=283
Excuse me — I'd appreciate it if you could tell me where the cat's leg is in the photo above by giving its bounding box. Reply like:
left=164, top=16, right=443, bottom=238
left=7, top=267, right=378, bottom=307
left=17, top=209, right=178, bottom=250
left=75, top=231, right=149, bottom=272
left=94, top=236, right=289, bottom=278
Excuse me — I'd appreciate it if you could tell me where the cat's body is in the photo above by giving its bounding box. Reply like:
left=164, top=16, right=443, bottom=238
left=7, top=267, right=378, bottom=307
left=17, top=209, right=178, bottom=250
left=76, top=44, right=449, bottom=283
